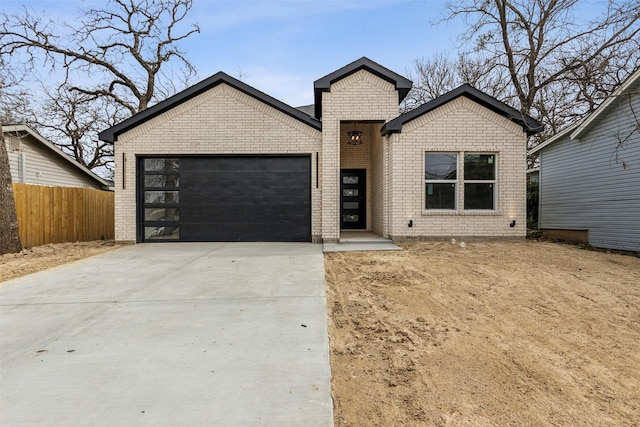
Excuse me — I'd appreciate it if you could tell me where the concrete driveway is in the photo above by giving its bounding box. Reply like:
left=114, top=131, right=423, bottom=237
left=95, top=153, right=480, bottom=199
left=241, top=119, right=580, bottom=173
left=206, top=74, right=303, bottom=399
left=0, top=243, right=333, bottom=426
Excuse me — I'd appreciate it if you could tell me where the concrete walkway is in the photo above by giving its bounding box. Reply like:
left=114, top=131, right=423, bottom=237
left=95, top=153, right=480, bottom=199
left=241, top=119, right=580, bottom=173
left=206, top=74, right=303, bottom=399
left=0, top=243, right=333, bottom=427
left=323, top=232, right=402, bottom=253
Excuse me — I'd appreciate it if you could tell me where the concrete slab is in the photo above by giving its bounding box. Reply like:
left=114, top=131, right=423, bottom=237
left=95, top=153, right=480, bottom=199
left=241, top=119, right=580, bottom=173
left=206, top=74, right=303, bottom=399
left=324, top=231, right=403, bottom=252
left=0, top=243, right=333, bottom=427
left=323, top=242, right=403, bottom=252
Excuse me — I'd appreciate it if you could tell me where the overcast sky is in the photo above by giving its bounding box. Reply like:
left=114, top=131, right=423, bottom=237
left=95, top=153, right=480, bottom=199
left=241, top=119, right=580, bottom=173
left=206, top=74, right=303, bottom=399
left=2, top=0, right=608, bottom=107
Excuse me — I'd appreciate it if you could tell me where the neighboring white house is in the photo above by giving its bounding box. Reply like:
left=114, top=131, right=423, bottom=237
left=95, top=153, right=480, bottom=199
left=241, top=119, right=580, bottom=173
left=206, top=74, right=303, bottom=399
left=99, top=57, right=541, bottom=244
left=529, top=69, right=640, bottom=252
left=3, top=124, right=111, bottom=190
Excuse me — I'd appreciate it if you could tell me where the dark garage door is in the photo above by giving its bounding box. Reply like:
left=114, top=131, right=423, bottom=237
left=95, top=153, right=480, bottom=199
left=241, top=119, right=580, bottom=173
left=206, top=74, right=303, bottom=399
left=139, top=156, right=311, bottom=242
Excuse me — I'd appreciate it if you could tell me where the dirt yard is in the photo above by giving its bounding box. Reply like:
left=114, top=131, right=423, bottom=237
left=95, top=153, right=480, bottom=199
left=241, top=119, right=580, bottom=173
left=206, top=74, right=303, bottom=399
left=0, top=241, right=120, bottom=282
left=3, top=239, right=639, bottom=426
left=325, top=240, right=640, bottom=426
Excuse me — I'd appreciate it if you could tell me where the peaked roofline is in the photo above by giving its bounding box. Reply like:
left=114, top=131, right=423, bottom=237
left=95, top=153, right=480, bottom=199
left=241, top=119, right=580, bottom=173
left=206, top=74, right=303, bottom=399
left=3, top=124, right=111, bottom=188
left=98, top=72, right=322, bottom=142
left=381, top=84, right=542, bottom=137
left=527, top=122, right=580, bottom=155
left=570, top=68, right=640, bottom=140
left=313, top=57, right=413, bottom=119
left=529, top=68, right=640, bottom=155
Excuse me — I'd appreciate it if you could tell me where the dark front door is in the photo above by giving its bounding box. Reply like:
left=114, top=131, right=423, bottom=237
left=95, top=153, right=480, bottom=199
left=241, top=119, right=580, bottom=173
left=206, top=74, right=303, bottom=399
left=340, top=169, right=366, bottom=229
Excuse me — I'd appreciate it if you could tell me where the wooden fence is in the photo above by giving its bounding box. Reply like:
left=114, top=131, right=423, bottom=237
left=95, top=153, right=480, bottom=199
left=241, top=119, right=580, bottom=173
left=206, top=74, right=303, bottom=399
left=12, top=183, right=114, bottom=248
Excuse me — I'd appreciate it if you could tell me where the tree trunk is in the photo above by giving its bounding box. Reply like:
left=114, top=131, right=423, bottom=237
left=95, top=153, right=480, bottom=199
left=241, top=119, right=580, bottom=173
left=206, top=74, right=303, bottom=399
left=0, top=123, right=22, bottom=254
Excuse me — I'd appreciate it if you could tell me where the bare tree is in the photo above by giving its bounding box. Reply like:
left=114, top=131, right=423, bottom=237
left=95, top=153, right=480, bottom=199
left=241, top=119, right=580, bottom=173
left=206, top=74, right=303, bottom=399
left=0, top=126, right=22, bottom=254
left=419, top=0, right=640, bottom=139
left=1, top=0, right=201, bottom=175
left=611, top=81, right=640, bottom=170
left=0, top=92, right=31, bottom=126
left=403, top=53, right=515, bottom=112
left=0, top=59, right=23, bottom=254
left=34, top=86, right=116, bottom=175
left=403, top=54, right=461, bottom=111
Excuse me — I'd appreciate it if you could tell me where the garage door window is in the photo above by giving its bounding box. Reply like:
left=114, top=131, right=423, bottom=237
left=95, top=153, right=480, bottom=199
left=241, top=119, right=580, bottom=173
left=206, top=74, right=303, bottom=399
left=142, top=158, right=180, bottom=240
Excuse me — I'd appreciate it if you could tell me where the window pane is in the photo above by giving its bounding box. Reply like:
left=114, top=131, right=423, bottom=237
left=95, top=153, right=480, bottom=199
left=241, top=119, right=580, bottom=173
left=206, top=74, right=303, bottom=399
left=343, top=202, right=359, bottom=209
left=343, top=214, right=359, bottom=222
left=465, top=183, right=494, bottom=210
left=425, top=183, right=456, bottom=210
left=425, top=153, right=457, bottom=180
left=464, top=154, right=495, bottom=180
left=145, top=174, right=179, bottom=188
left=343, top=189, right=359, bottom=196
left=145, top=208, right=179, bottom=221
left=144, top=158, right=179, bottom=171
left=144, top=191, right=179, bottom=204
left=343, top=176, right=359, bottom=184
left=145, top=226, right=179, bottom=240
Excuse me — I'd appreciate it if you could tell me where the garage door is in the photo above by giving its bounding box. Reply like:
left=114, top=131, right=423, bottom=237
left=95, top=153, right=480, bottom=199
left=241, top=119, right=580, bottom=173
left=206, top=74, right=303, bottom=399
left=139, top=156, right=311, bottom=242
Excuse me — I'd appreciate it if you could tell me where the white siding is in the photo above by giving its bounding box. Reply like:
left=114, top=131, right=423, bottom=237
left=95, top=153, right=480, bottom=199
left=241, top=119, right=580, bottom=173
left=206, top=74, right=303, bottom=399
left=539, top=83, right=640, bottom=251
left=4, top=134, right=104, bottom=189
left=6, top=142, right=20, bottom=182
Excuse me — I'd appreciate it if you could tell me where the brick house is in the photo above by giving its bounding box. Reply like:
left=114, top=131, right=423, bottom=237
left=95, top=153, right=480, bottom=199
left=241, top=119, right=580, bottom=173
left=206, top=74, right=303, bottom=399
left=99, top=57, right=540, bottom=243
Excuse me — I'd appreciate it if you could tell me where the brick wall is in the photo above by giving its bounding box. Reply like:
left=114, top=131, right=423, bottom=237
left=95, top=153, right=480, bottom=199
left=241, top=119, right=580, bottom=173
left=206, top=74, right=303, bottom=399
left=370, top=123, right=385, bottom=236
left=388, top=96, right=527, bottom=240
left=321, top=70, right=399, bottom=241
left=113, top=70, right=526, bottom=244
left=114, top=83, right=322, bottom=242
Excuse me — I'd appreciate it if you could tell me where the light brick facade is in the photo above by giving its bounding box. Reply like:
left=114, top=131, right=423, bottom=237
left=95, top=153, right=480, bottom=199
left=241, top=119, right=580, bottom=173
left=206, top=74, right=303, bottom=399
left=101, top=58, right=536, bottom=243
left=386, top=97, right=527, bottom=240
left=321, top=70, right=399, bottom=241
left=113, top=84, right=321, bottom=242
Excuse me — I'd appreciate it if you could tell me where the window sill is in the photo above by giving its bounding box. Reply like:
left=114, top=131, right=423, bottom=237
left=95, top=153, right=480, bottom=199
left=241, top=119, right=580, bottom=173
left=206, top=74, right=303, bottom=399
left=422, top=210, right=501, bottom=216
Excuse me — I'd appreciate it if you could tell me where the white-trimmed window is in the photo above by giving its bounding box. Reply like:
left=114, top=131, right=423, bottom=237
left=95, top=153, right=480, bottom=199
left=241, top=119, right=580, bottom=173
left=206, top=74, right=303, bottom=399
left=464, top=154, right=496, bottom=210
left=425, top=153, right=457, bottom=210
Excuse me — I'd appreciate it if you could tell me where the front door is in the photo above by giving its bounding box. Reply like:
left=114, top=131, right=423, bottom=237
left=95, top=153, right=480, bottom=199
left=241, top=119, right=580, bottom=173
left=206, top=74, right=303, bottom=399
left=340, top=169, right=366, bottom=229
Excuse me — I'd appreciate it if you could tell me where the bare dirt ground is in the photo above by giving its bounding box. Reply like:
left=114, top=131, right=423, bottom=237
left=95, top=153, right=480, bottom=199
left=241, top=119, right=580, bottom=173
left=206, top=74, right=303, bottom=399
left=325, top=240, right=640, bottom=427
left=0, top=241, right=121, bottom=282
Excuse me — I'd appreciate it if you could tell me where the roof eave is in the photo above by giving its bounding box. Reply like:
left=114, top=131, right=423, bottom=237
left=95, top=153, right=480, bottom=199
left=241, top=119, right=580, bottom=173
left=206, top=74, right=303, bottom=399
left=99, top=72, right=322, bottom=142
left=3, top=124, right=110, bottom=187
left=313, top=57, right=413, bottom=119
left=380, top=122, right=402, bottom=136
left=570, top=68, right=640, bottom=139
left=528, top=123, right=579, bottom=155
left=381, top=85, right=542, bottom=137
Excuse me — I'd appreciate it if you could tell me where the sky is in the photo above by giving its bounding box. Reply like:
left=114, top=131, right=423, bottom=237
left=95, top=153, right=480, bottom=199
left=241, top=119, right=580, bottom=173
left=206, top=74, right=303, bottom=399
left=1, top=0, right=469, bottom=107
left=1, top=0, right=611, bottom=108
